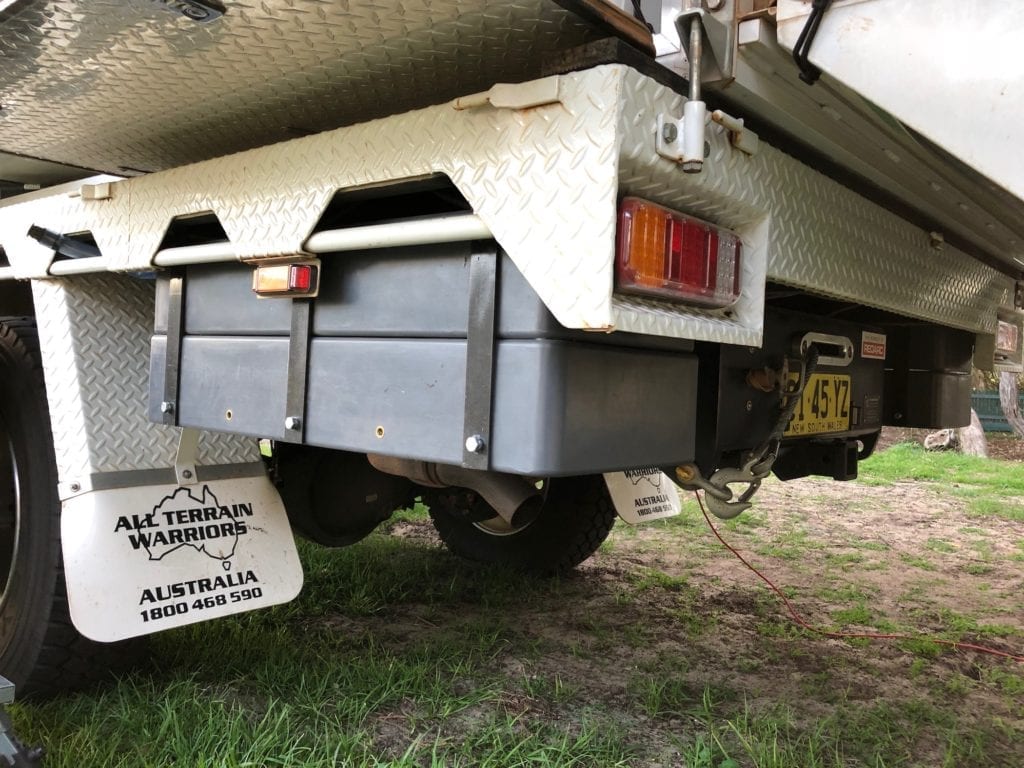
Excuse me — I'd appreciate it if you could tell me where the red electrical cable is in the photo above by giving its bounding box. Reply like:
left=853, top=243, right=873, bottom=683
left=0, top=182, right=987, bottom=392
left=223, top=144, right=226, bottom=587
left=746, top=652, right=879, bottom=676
left=695, top=492, right=1024, bottom=664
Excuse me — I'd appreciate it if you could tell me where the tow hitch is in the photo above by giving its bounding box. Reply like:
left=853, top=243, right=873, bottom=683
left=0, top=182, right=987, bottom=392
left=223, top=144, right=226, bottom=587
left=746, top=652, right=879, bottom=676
left=676, top=346, right=820, bottom=518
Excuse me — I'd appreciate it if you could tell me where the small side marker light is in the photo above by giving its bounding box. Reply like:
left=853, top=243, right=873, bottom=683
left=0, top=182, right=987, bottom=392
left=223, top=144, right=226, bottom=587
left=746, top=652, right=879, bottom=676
left=252, top=261, right=320, bottom=297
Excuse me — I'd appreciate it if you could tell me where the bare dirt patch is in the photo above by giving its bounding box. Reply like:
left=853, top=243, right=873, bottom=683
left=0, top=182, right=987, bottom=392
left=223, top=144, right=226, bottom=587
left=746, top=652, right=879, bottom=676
left=366, top=473, right=1024, bottom=766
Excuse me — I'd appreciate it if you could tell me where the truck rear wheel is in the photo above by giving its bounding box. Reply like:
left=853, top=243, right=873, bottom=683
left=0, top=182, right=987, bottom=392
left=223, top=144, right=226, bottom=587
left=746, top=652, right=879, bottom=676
left=0, top=319, right=141, bottom=697
left=424, top=475, right=616, bottom=575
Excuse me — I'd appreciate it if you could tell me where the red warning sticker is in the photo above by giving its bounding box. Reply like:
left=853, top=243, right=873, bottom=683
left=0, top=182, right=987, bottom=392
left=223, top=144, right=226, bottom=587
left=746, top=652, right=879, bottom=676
left=861, top=331, right=887, bottom=360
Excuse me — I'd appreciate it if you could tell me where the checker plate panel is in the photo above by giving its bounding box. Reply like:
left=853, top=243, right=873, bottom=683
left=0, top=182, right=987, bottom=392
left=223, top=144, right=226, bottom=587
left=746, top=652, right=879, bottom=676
left=32, top=274, right=257, bottom=480
left=1, top=66, right=1013, bottom=349
left=0, top=0, right=608, bottom=174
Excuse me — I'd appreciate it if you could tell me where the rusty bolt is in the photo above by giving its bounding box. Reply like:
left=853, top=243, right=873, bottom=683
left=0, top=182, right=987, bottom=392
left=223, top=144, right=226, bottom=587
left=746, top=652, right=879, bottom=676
left=675, top=465, right=697, bottom=483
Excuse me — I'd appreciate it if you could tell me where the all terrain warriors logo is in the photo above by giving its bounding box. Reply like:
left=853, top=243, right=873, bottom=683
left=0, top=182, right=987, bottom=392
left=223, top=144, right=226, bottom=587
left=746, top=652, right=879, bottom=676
left=113, top=485, right=254, bottom=571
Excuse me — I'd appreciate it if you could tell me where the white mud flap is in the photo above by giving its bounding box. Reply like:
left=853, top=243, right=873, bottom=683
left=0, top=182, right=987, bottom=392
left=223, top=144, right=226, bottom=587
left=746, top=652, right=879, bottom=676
left=603, top=469, right=681, bottom=525
left=62, top=474, right=303, bottom=642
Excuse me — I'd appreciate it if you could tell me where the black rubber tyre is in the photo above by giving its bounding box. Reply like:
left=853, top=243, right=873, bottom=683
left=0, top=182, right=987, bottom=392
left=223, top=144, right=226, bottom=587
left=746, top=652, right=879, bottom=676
left=424, top=475, right=616, bottom=575
left=0, top=319, right=143, bottom=698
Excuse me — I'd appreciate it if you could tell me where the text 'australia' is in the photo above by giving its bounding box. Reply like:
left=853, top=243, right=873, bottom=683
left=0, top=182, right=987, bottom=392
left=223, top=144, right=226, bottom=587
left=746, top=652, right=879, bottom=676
left=139, top=570, right=259, bottom=605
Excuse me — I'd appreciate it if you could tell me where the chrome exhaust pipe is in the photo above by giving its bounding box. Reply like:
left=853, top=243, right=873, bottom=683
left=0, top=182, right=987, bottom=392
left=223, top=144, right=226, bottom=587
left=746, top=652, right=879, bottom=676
left=367, top=455, right=542, bottom=528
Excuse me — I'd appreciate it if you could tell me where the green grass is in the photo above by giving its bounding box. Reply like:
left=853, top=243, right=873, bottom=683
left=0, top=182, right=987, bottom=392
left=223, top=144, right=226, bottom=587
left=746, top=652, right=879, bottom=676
left=14, top=538, right=632, bottom=767
left=900, top=553, right=938, bottom=571
left=860, top=443, right=1024, bottom=488
left=965, top=563, right=995, bottom=576
left=925, top=538, right=957, bottom=554
left=10, top=443, right=1024, bottom=767
left=861, top=444, right=1024, bottom=522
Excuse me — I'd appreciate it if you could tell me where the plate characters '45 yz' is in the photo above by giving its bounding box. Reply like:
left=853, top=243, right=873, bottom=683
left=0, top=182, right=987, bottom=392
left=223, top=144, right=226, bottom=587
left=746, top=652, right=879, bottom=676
left=784, top=374, right=852, bottom=437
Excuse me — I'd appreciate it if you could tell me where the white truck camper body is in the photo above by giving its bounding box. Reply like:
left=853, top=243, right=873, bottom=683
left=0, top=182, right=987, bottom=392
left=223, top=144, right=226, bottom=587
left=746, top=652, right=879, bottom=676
left=0, top=0, right=1020, bottom=696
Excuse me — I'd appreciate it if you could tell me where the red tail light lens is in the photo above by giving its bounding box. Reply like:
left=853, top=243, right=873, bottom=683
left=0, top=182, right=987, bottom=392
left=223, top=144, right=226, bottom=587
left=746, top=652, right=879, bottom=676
left=289, top=264, right=313, bottom=291
left=616, top=197, right=741, bottom=308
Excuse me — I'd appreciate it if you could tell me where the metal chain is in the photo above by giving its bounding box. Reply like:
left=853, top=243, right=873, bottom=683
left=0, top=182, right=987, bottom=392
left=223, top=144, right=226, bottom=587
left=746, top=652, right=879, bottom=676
left=676, top=346, right=820, bottom=518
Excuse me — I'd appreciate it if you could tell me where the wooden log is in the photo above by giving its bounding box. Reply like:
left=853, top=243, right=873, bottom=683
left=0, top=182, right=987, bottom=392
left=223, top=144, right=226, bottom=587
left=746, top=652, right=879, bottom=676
left=957, top=409, right=988, bottom=457
left=998, top=372, right=1024, bottom=438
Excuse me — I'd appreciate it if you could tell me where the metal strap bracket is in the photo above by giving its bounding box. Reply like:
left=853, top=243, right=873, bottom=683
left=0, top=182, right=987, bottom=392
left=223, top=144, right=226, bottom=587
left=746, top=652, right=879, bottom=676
left=283, top=297, right=312, bottom=442
left=461, top=242, right=499, bottom=470
left=174, top=428, right=200, bottom=486
left=160, top=275, right=185, bottom=426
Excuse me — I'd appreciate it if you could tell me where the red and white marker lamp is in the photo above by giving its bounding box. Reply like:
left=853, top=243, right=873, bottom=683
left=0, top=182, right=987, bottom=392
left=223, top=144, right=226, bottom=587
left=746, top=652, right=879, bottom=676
left=996, top=319, right=1021, bottom=362
left=616, top=197, right=741, bottom=309
left=252, top=261, right=320, bottom=298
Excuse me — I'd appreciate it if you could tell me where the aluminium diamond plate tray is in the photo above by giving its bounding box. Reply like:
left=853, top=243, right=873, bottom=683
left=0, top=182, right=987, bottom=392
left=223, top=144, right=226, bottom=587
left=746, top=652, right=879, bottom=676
left=0, top=0, right=630, bottom=175
left=2, top=65, right=1012, bottom=349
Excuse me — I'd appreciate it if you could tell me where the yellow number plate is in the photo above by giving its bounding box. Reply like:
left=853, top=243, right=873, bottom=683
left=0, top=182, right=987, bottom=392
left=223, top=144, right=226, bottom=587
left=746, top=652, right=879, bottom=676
left=784, top=373, right=851, bottom=437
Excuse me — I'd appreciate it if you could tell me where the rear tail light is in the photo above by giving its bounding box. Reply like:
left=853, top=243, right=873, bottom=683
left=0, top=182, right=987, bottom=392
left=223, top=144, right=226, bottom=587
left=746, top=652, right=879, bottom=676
left=996, top=319, right=1020, bottom=356
left=615, top=197, right=741, bottom=309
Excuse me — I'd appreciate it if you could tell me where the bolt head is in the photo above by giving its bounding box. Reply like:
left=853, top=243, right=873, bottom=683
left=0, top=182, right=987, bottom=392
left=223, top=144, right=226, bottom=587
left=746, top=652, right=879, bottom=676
left=465, top=435, right=486, bottom=454
left=675, top=465, right=696, bottom=483
left=70, top=482, right=81, bottom=493
left=285, top=416, right=302, bottom=431
left=662, top=122, right=679, bottom=143
left=182, top=469, right=193, bottom=480
left=160, top=401, right=175, bottom=414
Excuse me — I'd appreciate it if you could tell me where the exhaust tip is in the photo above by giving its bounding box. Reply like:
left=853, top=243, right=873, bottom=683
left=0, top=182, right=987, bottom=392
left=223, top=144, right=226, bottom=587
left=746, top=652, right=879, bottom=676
left=509, top=494, right=543, bottom=529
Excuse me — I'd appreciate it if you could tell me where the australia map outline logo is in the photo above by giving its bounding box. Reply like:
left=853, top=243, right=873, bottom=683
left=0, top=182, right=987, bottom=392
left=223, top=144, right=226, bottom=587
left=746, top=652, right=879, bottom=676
left=113, top=485, right=254, bottom=571
left=623, top=467, right=664, bottom=491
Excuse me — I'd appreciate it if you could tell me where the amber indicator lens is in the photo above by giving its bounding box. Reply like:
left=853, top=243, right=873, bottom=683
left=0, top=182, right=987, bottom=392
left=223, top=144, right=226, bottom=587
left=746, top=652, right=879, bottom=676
left=616, top=197, right=741, bottom=308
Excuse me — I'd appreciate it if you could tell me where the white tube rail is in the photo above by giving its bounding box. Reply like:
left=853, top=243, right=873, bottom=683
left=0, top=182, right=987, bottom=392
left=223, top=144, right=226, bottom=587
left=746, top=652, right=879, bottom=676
left=0, top=213, right=493, bottom=279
